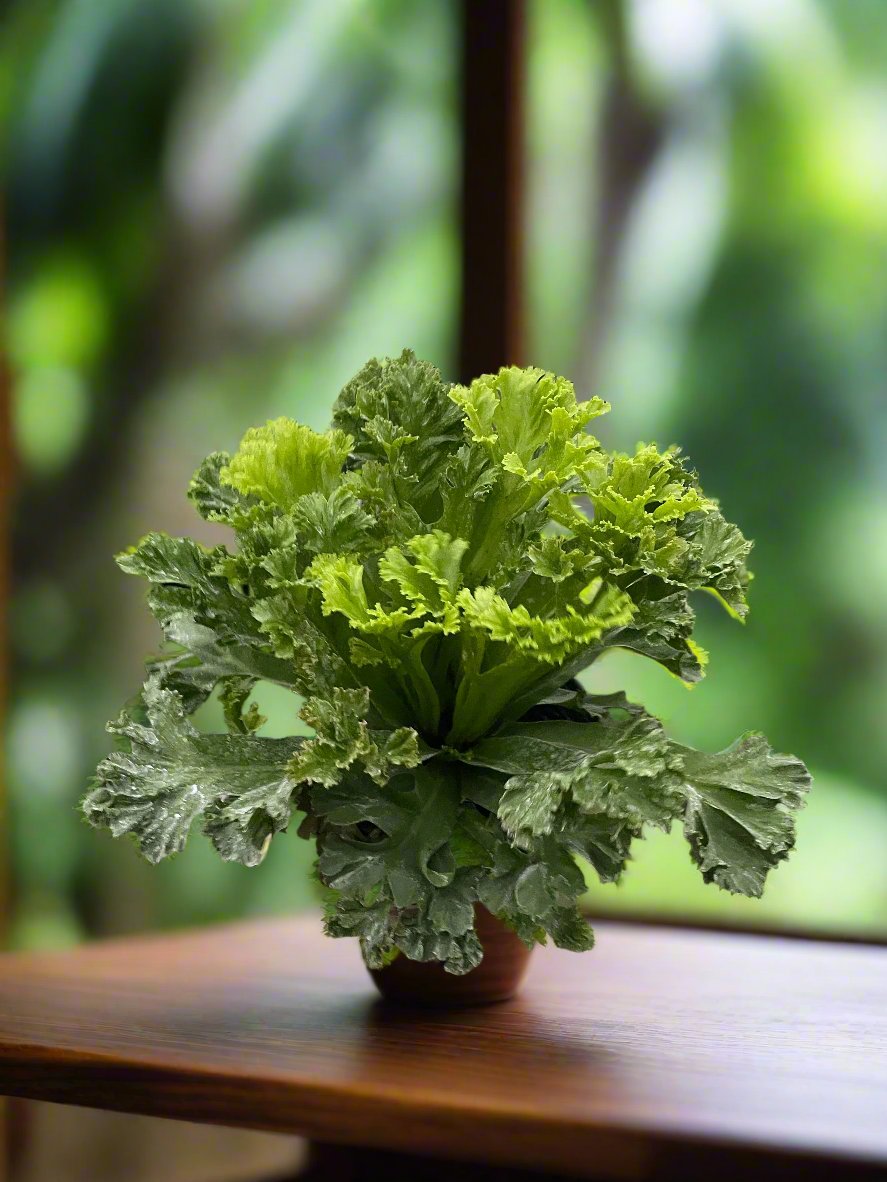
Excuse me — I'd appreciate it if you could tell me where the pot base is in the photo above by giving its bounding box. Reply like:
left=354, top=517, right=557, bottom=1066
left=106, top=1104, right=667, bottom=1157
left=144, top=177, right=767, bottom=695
left=368, top=906, right=532, bottom=1008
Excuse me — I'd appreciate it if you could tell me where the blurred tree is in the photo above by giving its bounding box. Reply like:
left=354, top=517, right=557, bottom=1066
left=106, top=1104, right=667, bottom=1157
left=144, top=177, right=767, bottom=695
left=527, top=0, right=887, bottom=931
left=3, top=0, right=458, bottom=943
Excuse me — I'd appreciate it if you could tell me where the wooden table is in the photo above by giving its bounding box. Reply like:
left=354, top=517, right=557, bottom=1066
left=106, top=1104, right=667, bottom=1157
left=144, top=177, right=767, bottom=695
left=0, top=916, right=885, bottom=1181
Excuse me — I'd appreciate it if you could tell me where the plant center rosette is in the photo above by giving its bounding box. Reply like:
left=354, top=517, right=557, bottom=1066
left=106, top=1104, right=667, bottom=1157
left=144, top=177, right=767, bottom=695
left=84, top=352, right=810, bottom=977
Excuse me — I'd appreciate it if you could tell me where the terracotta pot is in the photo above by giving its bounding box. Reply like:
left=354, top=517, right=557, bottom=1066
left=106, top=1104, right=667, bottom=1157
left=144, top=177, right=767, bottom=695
left=368, top=905, right=533, bottom=1007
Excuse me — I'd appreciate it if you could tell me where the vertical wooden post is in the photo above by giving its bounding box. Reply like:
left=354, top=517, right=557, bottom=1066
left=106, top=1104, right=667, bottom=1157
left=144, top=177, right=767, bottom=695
left=457, top=0, right=526, bottom=383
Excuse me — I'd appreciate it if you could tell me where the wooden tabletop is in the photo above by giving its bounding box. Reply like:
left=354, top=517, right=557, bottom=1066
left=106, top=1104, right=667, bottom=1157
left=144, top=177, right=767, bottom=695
left=0, top=916, right=885, bottom=1180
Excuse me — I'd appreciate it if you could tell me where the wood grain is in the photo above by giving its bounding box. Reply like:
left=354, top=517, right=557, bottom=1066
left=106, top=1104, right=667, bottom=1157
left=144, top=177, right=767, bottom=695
left=0, top=917, right=885, bottom=1180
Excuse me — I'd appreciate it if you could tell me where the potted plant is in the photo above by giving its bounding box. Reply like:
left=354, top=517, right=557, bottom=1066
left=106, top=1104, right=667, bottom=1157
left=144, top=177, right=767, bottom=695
left=84, top=351, right=810, bottom=1006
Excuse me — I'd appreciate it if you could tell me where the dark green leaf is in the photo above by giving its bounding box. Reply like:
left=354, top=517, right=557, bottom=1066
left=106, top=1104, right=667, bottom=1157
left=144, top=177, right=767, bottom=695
left=84, top=678, right=301, bottom=865
left=677, top=734, right=811, bottom=896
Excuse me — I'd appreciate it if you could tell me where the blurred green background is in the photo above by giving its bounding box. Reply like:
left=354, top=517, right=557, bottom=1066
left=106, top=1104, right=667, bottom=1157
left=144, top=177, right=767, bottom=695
left=4, top=0, right=887, bottom=950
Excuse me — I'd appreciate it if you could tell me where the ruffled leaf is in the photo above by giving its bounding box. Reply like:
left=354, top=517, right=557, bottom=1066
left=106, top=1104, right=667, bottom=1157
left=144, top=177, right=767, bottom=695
left=677, top=734, right=811, bottom=896
left=83, top=678, right=301, bottom=865
left=473, top=713, right=685, bottom=844
left=450, top=366, right=608, bottom=487
left=304, top=553, right=419, bottom=636
left=118, top=533, right=302, bottom=706
left=188, top=452, right=254, bottom=525
left=292, top=485, right=377, bottom=556
left=333, top=349, right=463, bottom=527
left=222, top=418, right=352, bottom=509
left=458, top=578, right=634, bottom=665
left=315, top=764, right=465, bottom=964
left=290, top=687, right=420, bottom=787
